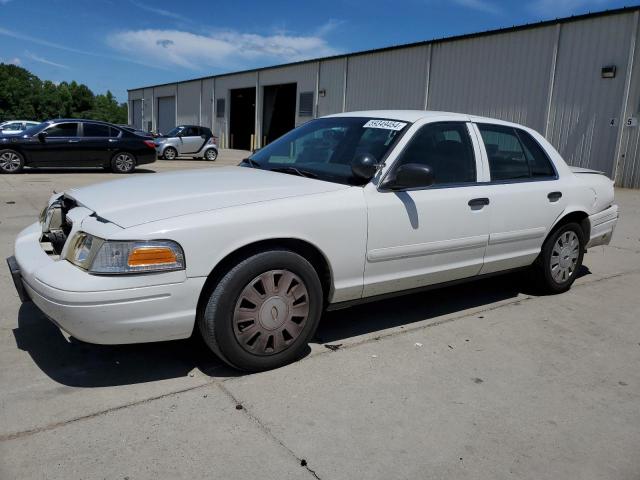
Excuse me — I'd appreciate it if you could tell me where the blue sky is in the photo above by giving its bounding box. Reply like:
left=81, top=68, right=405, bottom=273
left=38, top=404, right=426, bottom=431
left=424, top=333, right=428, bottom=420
left=0, top=0, right=636, bottom=102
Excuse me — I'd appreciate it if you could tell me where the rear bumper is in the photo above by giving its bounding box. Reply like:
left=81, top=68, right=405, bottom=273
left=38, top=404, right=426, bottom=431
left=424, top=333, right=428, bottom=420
left=9, top=223, right=205, bottom=345
left=587, top=204, right=618, bottom=248
left=137, top=150, right=157, bottom=165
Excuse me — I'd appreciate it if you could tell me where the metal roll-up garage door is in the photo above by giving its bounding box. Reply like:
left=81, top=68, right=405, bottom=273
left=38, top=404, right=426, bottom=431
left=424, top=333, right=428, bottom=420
left=157, top=96, right=176, bottom=135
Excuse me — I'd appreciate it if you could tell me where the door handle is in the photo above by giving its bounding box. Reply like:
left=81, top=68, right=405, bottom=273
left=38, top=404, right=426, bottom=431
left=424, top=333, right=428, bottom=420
left=468, top=198, right=490, bottom=209
left=547, top=191, right=562, bottom=202
left=68, top=139, right=80, bottom=143
left=108, top=138, right=117, bottom=142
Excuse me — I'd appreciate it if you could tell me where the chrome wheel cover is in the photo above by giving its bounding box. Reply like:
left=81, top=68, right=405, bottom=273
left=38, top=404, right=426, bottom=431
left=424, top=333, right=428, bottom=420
left=205, top=149, right=217, bottom=161
left=114, top=153, right=134, bottom=172
left=164, top=148, right=176, bottom=160
left=0, top=152, right=21, bottom=172
left=550, top=230, right=580, bottom=283
left=233, top=269, right=309, bottom=356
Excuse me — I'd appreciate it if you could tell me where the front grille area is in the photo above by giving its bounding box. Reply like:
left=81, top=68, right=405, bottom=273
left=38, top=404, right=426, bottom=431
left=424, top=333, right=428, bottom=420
left=41, top=195, right=77, bottom=256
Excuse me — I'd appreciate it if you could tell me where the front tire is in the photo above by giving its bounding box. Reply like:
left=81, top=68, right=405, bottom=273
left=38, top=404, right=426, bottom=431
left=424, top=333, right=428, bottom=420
left=532, top=222, right=585, bottom=294
left=111, top=152, right=136, bottom=173
left=163, top=147, right=178, bottom=160
left=0, top=149, right=25, bottom=174
left=198, top=249, right=323, bottom=372
left=204, top=148, right=218, bottom=161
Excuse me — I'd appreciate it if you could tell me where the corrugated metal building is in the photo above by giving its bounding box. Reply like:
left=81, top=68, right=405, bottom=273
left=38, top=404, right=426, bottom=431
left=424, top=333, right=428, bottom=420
left=128, top=6, right=640, bottom=187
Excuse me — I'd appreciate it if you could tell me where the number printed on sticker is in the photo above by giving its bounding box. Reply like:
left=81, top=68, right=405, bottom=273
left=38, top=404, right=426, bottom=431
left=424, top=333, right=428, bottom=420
left=363, top=119, right=407, bottom=131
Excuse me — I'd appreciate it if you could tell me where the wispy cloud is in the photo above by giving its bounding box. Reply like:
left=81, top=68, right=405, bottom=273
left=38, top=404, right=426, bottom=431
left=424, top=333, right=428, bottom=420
left=452, top=0, right=502, bottom=15
left=0, top=26, right=165, bottom=69
left=129, top=0, right=191, bottom=23
left=107, top=27, right=341, bottom=70
left=314, top=19, right=345, bottom=37
left=529, top=0, right=613, bottom=16
left=0, top=0, right=14, bottom=5
left=24, top=51, right=69, bottom=69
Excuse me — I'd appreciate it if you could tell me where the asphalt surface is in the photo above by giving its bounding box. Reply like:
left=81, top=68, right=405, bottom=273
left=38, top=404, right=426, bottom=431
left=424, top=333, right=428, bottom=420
left=1, top=153, right=639, bottom=479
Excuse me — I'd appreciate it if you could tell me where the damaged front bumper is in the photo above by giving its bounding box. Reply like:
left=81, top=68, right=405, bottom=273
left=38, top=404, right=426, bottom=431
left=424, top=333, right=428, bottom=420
left=8, top=222, right=205, bottom=345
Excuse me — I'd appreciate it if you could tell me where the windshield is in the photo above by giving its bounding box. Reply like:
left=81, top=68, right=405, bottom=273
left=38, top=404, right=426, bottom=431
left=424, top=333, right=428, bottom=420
left=22, top=122, right=49, bottom=137
left=166, top=126, right=184, bottom=137
left=247, top=117, right=409, bottom=185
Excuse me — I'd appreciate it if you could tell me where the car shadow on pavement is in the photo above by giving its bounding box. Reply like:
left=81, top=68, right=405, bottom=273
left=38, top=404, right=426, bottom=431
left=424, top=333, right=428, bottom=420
left=13, top=302, right=239, bottom=388
left=12, top=268, right=590, bottom=387
left=315, top=267, right=591, bottom=344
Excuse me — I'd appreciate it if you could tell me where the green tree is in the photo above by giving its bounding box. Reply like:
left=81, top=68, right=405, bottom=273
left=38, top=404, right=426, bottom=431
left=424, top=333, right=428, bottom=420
left=0, top=63, right=126, bottom=124
left=68, top=81, right=94, bottom=117
left=88, top=91, right=128, bottom=124
left=0, top=63, right=41, bottom=119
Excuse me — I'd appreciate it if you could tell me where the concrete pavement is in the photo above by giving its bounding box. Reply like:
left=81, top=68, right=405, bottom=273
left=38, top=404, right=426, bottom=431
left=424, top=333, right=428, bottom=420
left=1, top=156, right=639, bottom=479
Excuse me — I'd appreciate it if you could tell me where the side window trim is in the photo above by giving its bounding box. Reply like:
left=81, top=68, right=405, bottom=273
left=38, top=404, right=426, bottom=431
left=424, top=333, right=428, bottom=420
left=467, top=122, right=489, bottom=183
left=379, top=120, right=480, bottom=191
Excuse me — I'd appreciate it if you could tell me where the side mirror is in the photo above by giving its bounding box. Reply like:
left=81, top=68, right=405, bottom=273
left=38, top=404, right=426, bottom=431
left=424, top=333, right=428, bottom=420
left=382, top=163, right=435, bottom=190
left=351, top=153, right=379, bottom=182
left=37, top=131, right=47, bottom=143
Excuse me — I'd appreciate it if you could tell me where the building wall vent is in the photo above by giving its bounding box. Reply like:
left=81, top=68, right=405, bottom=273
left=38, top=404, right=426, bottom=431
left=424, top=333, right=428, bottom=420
left=299, top=92, right=314, bottom=117
left=216, top=98, right=226, bottom=118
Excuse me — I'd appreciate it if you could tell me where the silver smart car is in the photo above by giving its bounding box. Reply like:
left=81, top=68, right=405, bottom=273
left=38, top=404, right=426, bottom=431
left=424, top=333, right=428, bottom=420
left=155, top=125, right=218, bottom=161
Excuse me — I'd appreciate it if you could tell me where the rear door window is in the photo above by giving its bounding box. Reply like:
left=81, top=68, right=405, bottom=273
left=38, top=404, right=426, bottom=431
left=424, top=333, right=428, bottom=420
left=83, top=123, right=111, bottom=137
left=516, top=129, right=556, bottom=178
left=478, top=124, right=555, bottom=181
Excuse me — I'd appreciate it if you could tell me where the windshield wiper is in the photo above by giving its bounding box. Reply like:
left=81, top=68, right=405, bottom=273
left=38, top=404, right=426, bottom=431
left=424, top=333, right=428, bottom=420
left=270, top=166, right=318, bottom=179
left=240, top=158, right=261, bottom=168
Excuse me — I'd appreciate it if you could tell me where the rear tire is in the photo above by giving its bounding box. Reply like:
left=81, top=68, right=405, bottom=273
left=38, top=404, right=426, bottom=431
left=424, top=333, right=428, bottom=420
left=0, top=149, right=25, bottom=174
left=198, top=249, right=323, bottom=372
left=163, top=147, right=177, bottom=160
left=204, top=148, right=218, bottom=161
left=111, top=152, right=136, bottom=173
left=531, top=222, right=585, bottom=294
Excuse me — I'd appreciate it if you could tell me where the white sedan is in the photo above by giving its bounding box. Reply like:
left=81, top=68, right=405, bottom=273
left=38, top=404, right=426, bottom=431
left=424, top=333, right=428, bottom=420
left=8, top=111, right=619, bottom=371
left=0, top=120, right=40, bottom=135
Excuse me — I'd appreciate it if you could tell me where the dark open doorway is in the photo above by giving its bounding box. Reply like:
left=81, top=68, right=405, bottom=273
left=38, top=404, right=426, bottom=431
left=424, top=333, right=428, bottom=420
left=262, top=83, right=296, bottom=145
left=229, top=87, right=256, bottom=150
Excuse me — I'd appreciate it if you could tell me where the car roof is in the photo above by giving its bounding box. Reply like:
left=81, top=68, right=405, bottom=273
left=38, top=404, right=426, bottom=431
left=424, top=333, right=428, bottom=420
left=43, top=118, right=117, bottom=126
left=324, top=110, right=529, bottom=130
left=1, top=120, right=39, bottom=124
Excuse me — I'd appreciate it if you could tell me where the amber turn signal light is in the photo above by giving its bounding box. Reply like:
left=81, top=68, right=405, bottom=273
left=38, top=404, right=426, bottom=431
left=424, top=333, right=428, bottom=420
left=127, top=247, right=178, bottom=267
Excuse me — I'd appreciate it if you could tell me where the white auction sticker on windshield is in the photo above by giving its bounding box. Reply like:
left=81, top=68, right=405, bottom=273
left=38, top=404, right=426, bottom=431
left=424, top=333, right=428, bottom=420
left=363, top=120, right=407, bottom=131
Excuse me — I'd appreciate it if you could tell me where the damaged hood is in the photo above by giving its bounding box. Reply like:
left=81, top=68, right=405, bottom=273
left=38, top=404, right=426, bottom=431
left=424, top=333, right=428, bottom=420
left=66, top=166, right=348, bottom=228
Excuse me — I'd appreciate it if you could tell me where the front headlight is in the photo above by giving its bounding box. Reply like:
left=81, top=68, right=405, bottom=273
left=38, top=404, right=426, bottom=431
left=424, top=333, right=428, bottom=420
left=66, top=233, right=185, bottom=274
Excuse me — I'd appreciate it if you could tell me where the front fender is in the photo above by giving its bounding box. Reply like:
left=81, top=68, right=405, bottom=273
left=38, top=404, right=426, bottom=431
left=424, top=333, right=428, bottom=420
left=108, top=187, right=369, bottom=303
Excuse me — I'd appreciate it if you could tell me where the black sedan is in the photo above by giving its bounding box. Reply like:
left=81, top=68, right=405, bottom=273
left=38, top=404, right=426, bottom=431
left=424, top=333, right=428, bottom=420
left=0, top=119, right=157, bottom=174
